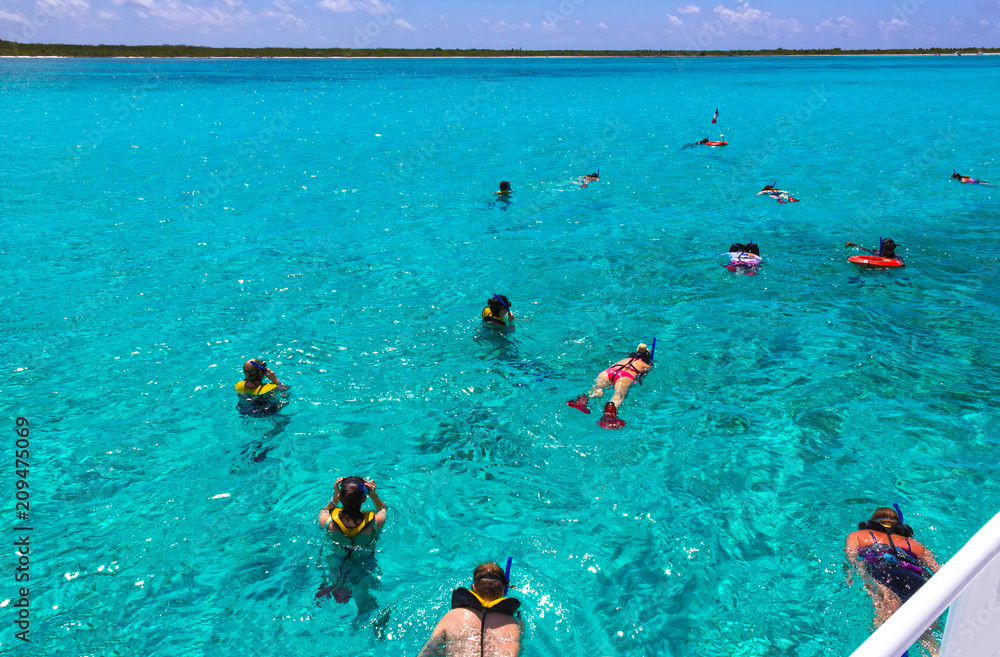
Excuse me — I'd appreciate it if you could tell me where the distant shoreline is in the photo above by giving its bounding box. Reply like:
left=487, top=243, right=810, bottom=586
left=3, top=53, right=999, bottom=59
left=0, top=42, right=997, bottom=59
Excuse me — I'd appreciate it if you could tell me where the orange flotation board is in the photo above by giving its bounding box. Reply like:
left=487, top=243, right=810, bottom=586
left=848, top=255, right=904, bottom=268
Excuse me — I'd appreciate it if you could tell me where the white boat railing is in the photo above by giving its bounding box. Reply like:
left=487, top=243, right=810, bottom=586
left=848, top=510, right=1000, bottom=657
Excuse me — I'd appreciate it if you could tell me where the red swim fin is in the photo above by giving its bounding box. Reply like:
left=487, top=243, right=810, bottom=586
left=567, top=395, right=591, bottom=414
left=599, top=402, right=625, bottom=429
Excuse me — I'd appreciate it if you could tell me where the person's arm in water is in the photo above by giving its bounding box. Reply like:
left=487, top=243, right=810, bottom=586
left=844, top=530, right=862, bottom=560
left=909, top=539, right=941, bottom=573
left=844, top=242, right=878, bottom=255
left=364, top=479, right=389, bottom=531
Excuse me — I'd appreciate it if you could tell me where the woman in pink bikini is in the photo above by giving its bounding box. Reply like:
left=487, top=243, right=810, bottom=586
left=567, top=343, right=652, bottom=428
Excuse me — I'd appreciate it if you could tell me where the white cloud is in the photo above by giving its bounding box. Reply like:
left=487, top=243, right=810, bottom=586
left=113, top=0, right=252, bottom=27
left=979, top=18, right=990, bottom=26
left=0, top=9, right=30, bottom=23
left=541, top=20, right=558, bottom=31
left=316, top=0, right=394, bottom=13
left=363, top=0, right=396, bottom=15
left=38, top=0, right=91, bottom=19
left=483, top=18, right=531, bottom=32
left=710, top=2, right=802, bottom=37
left=261, top=1, right=304, bottom=29
left=597, top=22, right=607, bottom=29
left=677, top=4, right=700, bottom=14
left=315, top=0, right=354, bottom=11
left=949, top=16, right=963, bottom=30
left=816, top=15, right=857, bottom=37
left=666, top=13, right=683, bottom=29
left=113, top=0, right=159, bottom=9
left=394, top=17, right=413, bottom=29
left=877, top=17, right=908, bottom=35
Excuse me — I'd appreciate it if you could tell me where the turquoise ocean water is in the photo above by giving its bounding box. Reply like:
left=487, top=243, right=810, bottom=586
left=2, top=55, right=1000, bottom=656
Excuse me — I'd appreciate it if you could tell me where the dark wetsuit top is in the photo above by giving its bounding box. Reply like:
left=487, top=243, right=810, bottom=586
left=858, top=531, right=931, bottom=602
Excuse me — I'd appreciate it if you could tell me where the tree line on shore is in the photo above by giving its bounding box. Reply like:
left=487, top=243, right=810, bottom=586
left=0, top=41, right=995, bottom=58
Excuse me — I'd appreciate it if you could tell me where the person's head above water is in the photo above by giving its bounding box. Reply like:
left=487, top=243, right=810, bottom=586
left=729, top=242, right=759, bottom=255
left=880, top=238, right=897, bottom=256
left=632, top=343, right=652, bottom=364
left=244, top=359, right=268, bottom=378
left=857, top=506, right=915, bottom=537
left=870, top=507, right=900, bottom=526
left=339, top=476, right=368, bottom=511
left=498, top=180, right=511, bottom=192
left=471, top=562, right=508, bottom=601
left=487, top=294, right=511, bottom=315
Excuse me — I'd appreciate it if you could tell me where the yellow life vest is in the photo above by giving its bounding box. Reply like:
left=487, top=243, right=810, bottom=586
left=482, top=307, right=508, bottom=325
left=327, top=508, right=376, bottom=539
left=234, top=381, right=278, bottom=396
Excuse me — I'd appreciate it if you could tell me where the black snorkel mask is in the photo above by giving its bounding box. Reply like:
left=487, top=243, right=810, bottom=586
left=857, top=520, right=914, bottom=537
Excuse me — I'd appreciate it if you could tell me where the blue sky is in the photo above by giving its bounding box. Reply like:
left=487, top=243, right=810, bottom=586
left=1, top=0, right=996, bottom=49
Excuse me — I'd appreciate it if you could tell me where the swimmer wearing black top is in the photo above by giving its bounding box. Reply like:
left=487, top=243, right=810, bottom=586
left=845, top=507, right=940, bottom=653
left=681, top=137, right=711, bottom=150
left=952, top=171, right=989, bottom=185
left=845, top=238, right=898, bottom=259
left=577, top=171, right=600, bottom=188
left=417, top=562, right=522, bottom=657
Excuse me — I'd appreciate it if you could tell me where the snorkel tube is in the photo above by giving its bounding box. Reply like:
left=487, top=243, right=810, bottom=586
left=893, top=502, right=904, bottom=524
left=650, top=337, right=656, bottom=361
left=503, top=556, right=512, bottom=595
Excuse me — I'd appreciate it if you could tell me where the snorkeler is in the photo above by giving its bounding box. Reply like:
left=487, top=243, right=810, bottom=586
left=482, top=294, right=514, bottom=327
left=316, top=476, right=389, bottom=604
left=417, top=562, right=522, bottom=657
left=845, top=238, right=899, bottom=259
left=757, top=182, right=799, bottom=203
left=566, top=343, right=652, bottom=429
left=681, top=137, right=711, bottom=150
left=577, top=170, right=600, bottom=188
left=845, top=506, right=940, bottom=653
left=235, top=358, right=289, bottom=417
left=724, top=242, right=762, bottom=274
left=952, top=170, right=989, bottom=185
left=319, top=476, right=388, bottom=551
left=496, top=181, right=512, bottom=195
